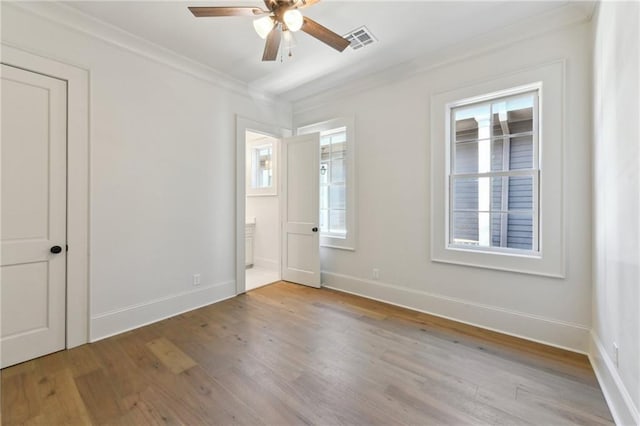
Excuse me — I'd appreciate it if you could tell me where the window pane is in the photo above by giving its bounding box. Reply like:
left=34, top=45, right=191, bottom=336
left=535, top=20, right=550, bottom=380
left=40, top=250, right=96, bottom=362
left=457, top=139, right=511, bottom=173
left=252, top=146, right=272, bottom=188
left=330, top=131, right=346, bottom=145
left=493, top=176, right=534, bottom=211
left=489, top=212, right=534, bottom=250
left=453, top=177, right=480, bottom=210
left=453, top=211, right=533, bottom=250
left=332, top=142, right=346, bottom=158
left=452, top=212, right=479, bottom=245
left=490, top=139, right=504, bottom=171
left=320, top=163, right=329, bottom=185
left=320, top=144, right=330, bottom=162
left=509, top=134, right=534, bottom=170
left=491, top=176, right=505, bottom=211
left=454, top=176, right=534, bottom=213
left=454, top=140, right=479, bottom=173
left=329, top=184, right=346, bottom=209
left=506, top=212, right=534, bottom=250
left=508, top=176, right=534, bottom=210
left=492, top=94, right=534, bottom=137
left=454, top=104, right=490, bottom=142
left=320, top=186, right=328, bottom=209
left=331, top=157, right=346, bottom=183
left=329, top=210, right=346, bottom=234
left=320, top=209, right=328, bottom=233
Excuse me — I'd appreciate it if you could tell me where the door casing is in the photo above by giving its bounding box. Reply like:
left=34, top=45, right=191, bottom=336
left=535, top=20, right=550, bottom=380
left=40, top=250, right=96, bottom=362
left=235, top=116, right=290, bottom=294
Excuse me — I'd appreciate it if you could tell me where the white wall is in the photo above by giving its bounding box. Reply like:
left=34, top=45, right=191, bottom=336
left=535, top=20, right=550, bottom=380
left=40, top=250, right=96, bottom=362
left=294, top=22, right=593, bottom=352
left=246, top=195, right=280, bottom=270
left=591, top=2, right=640, bottom=425
left=1, top=3, right=291, bottom=340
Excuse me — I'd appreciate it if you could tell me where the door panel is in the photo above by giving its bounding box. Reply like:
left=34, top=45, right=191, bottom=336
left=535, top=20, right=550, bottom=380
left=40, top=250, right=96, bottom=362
left=1, top=64, right=67, bottom=368
left=281, top=134, right=320, bottom=288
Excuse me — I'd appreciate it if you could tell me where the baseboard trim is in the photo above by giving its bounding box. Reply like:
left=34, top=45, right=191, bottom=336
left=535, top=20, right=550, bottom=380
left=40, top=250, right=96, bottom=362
left=90, top=280, right=236, bottom=342
left=589, top=332, right=640, bottom=426
left=322, top=271, right=589, bottom=354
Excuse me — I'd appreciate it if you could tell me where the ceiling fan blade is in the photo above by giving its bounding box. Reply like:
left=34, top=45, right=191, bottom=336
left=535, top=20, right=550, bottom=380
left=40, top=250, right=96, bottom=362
left=263, top=0, right=277, bottom=11
left=262, top=28, right=281, bottom=61
left=294, top=0, right=321, bottom=9
left=188, top=7, right=267, bottom=17
left=301, top=17, right=350, bottom=52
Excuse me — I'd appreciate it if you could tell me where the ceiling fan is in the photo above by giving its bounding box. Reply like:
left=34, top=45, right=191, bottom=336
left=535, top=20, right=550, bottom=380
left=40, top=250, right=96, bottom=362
left=188, top=0, right=351, bottom=61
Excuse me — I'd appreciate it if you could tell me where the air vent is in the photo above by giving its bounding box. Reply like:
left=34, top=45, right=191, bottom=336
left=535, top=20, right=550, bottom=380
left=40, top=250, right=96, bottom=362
left=343, top=26, right=377, bottom=50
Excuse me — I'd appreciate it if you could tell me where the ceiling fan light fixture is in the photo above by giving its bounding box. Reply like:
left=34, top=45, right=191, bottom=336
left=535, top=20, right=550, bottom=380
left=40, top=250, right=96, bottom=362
left=283, top=30, right=297, bottom=48
left=283, top=9, right=303, bottom=32
left=253, top=15, right=275, bottom=39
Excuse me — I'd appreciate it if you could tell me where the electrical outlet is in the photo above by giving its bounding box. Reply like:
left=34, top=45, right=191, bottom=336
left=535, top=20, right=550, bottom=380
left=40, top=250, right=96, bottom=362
left=613, top=342, right=619, bottom=367
left=192, top=273, right=201, bottom=286
left=372, top=268, right=380, bottom=280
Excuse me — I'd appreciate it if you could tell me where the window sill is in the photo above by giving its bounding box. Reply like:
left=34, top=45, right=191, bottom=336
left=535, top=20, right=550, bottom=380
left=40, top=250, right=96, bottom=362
left=447, top=245, right=541, bottom=259
left=320, top=234, right=355, bottom=251
left=432, top=254, right=563, bottom=278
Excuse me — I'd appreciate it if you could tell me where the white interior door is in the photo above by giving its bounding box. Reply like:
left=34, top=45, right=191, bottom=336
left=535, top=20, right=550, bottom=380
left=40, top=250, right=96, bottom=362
left=1, top=64, right=67, bottom=368
left=281, top=134, right=320, bottom=288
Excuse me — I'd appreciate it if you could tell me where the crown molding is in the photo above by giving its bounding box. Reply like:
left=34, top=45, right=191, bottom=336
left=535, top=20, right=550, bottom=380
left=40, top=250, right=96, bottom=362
left=3, top=1, right=283, bottom=106
left=289, top=2, right=594, bottom=114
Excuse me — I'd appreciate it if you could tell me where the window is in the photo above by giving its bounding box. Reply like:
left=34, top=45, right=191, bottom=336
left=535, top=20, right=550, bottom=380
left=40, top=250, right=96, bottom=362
left=320, top=127, right=347, bottom=237
left=246, top=135, right=278, bottom=196
left=251, top=145, right=273, bottom=189
left=298, top=117, right=356, bottom=250
left=430, top=62, right=565, bottom=277
left=449, top=89, right=539, bottom=254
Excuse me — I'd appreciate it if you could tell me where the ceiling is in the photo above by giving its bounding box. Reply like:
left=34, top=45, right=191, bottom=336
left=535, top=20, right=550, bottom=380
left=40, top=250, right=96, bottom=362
left=61, top=1, right=585, bottom=100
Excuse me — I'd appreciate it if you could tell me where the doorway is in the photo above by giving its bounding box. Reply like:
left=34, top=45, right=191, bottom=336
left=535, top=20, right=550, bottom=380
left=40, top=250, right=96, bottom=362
left=235, top=117, right=321, bottom=294
left=244, top=131, right=281, bottom=291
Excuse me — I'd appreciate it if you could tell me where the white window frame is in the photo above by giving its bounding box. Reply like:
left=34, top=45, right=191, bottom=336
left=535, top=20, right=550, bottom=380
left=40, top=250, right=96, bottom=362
left=297, top=117, right=356, bottom=251
left=246, top=137, right=278, bottom=197
left=430, top=61, right=565, bottom=278
left=448, top=86, right=541, bottom=255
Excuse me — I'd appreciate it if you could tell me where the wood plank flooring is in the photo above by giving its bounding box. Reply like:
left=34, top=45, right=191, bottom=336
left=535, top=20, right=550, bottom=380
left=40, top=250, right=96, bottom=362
left=1, top=281, right=614, bottom=425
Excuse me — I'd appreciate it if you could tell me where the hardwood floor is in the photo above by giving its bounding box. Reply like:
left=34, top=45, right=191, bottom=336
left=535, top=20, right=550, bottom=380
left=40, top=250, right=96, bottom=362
left=1, top=281, right=613, bottom=425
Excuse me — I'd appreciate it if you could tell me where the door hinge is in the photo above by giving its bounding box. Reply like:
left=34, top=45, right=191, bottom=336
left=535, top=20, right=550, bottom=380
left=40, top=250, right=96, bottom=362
left=66, top=244, right=69, bottom=252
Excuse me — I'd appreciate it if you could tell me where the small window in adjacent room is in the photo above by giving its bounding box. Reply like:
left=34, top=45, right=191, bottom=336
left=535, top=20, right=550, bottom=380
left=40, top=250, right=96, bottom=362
left=448, top=88, right=539, bottom=255
left=246, top=135, right=278, bottom=196
left=298, top=117, right=356, bottom=250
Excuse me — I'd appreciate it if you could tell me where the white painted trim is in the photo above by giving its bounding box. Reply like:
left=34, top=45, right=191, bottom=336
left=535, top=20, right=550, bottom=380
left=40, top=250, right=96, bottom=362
left=322, top=271, right=590, bottom=353
left=431, top=60, right=566, bottom=278
left=2, top=44, right=90, bottom=349
left=589, top=332, right=640, bottom=426
left=2, top=2, right=280, bottom=106
left=90, top=280, right=236, bottom=342
left=236, top=116, right=290, bottom=295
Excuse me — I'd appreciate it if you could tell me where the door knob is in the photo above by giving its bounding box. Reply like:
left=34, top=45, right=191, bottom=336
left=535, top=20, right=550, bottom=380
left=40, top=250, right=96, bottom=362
left=50, top=245, right=62, bottom=254
left=312, top=227, right=318, bottom=232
